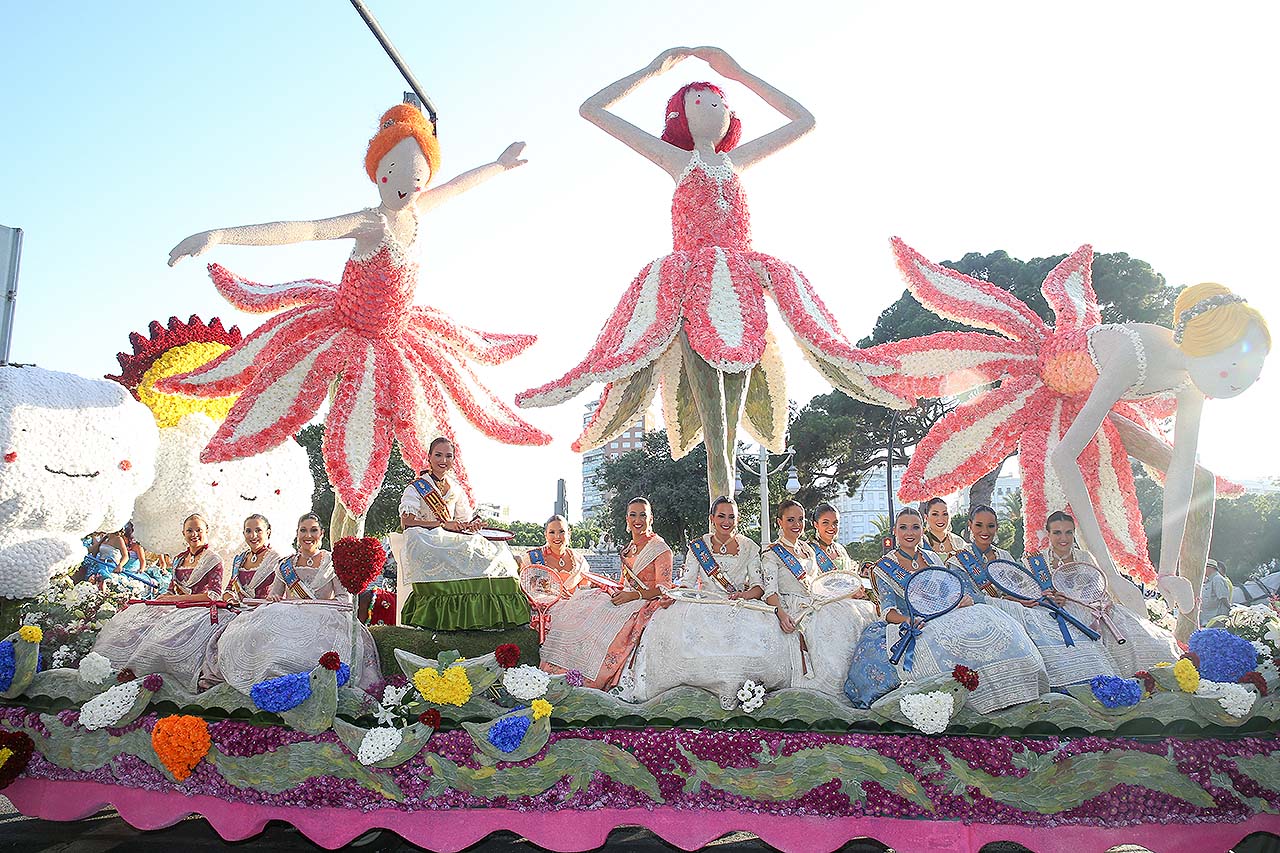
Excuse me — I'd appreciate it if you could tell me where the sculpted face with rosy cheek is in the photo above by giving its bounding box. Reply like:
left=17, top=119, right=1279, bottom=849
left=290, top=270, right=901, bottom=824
left=1186, top=322, right=1269, bottom=400
left=0, top=366, right=160, bottom=597
left=684, top=88, right=731, bottom=149
left=375, top=137, right=431, bottom=211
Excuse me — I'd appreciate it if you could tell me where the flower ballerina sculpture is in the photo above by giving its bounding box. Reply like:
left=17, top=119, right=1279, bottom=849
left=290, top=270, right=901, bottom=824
left=516, top=47, right=899, bottom=501
left=107, top=315, right=314, bottom=557
left=860, top=239, right=1268, bottom=622
left=164, top=103, right=550, bottom=526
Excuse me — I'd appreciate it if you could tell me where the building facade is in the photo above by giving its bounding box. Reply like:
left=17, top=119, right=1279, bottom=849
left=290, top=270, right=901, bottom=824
left=829, top=465, right=908, bottom=545
left=579, top=398, right=657, bottom=520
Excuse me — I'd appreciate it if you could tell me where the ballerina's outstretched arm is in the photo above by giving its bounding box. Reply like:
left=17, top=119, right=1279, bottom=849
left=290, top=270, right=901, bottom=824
left=415, top=142, right=528, bottom=213
left=687, top=46, right=815, bottom=171
left=167, top=211, right=372, bottom=267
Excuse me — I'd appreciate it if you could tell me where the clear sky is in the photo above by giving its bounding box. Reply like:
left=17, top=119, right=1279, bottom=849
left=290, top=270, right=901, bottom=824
left=3, top=1, right=1277, bottom=523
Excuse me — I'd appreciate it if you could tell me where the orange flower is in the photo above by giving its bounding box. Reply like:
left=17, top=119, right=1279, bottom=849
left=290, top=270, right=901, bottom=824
left=151, top=715, right=211, bottom=782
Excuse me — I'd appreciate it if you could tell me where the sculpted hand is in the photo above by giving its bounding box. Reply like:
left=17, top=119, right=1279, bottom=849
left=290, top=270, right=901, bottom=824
left=650, top=46, right=693, bottom=74
left=497, top=142, right=527, bottom=170
left=691, top=46, right=743, bottom=79
left=168, top=230, right=219, bottom=267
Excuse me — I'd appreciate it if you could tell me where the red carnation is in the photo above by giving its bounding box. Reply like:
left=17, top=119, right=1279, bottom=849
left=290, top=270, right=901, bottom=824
left=332, top=536, right=387, bottom=596
left=952, top=665, right=979, bottom=691
left=1181, top=650, right=1201, bottom=669
left=319, top=651, right=341, bottom=671
left=0, top=731, right=35, bottom=791
left=116, top=668, right=136, bottom=683
left=495, top=644, right=521, bottom=669
left=419, top=709, right=442, bottom=729
left=1239, top=672, right=1269, bottom=697
left=1134, top=671, right=1157, bottom=695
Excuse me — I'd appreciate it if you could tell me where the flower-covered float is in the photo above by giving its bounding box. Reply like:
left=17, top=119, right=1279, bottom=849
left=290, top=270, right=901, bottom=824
left=108, top=315, right=314, bottom=557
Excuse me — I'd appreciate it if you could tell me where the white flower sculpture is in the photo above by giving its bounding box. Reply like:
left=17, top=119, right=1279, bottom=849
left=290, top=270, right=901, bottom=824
left=0, top=366, right=159, bottom=598
left=736, top=680, right=766, bottom=714
left=502, top=665, right=551, bottom=701
left=899, top=690, right=955, bottom=735
left=80, top=679, right=141, bottom=730
left=78, top=652, right=113, bottom=685
left=357, top=726, right=403, bottom=766
left=1195, top=681, right=1256, bottom=719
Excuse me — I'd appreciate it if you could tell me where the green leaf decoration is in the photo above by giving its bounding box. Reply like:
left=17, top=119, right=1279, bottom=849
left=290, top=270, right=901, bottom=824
left=464, top=709, right=551, bottom=764
left=1, top=631, right=41, bottom=699
left=437, top=650, right=461, bottom=669
left=939, top=745, right=1216, bottom=813
left=10, top=714, right=164, bottom=773
left=742, top=351, right=783, bottom=449
left=1231, top=753, right=1280, bottom=806
left=420, top=738, right=663, bottom=803
left=675, top=739, right=933, bottom=810
left=595, top=364, right=655, bottom=439
left=1189, top=691, right=1257, bottom=728
left=331, top=719, right=434, bottom=769
left=209, top=740, right=404, bottom=802
left=278, top=666, right=339, bottom=735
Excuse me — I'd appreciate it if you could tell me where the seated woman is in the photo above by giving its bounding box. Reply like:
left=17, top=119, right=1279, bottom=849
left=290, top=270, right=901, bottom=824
left=621, top=496, right=790, bottom=705
left=763, top=501, right=877, bottom=695
left=397, top=437, right=528, bottom=631
left=845, top=507, right=1048, bottom=712
left=922, top=497, right=967, bottom=562
left=949, top=505, right=1116, bottom=689
left=92, top=514, right=231, bottom=691
left=540, top=497, right=672, bottom=690
left=518, top=515, right=592, bottom=637
left=1043, top=511, right=1178, bottom=675
left=223, top=513, right=285, bottom=602
left=211, top=513, right=381, bottom=693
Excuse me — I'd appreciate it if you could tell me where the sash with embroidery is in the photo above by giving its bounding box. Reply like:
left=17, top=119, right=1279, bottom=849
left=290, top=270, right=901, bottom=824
left=411, top=476, right=452, bottom=521
left=770, top=543, right=810, bottom=592
left=277, top=556, right=313, bottom=600
left=528, top=548, right=545, bottom=566
left=955, top=547, right=991, bottom=588
left=689, top=538, right=736, bottom=593
left=229, top=552, right=248, bottom=597
left=1024, top=553, right=1053, bottom=591
left=814, top=543, right=840, bottom=574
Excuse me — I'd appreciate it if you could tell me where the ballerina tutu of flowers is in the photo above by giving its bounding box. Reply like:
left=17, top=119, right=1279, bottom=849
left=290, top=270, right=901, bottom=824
left=164, top=103, right=550, bottom=516
left=516, top=47, right=900, bottom=501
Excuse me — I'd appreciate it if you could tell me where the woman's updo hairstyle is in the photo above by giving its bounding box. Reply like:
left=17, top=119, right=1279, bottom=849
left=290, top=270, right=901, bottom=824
left=365, top=104, right=441, bottom=184
left=1173, top=283, right=1270, bottom=357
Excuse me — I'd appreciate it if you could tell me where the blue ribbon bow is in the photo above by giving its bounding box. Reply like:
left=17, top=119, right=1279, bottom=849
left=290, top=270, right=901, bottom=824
left=889, top=621, right=924, bottom=672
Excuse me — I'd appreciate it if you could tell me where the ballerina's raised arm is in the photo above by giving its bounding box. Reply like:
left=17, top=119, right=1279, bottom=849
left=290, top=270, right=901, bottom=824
left=580, top=45, right=815, bottom=180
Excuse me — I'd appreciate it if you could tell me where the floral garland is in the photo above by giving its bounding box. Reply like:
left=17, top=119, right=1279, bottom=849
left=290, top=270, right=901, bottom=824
left=20, top=573, right=148, bottom=670
left=1194, top=681, right=1257, bottom=718
left=78, top=652, right=112, bottom=685
left=356, top=727, right=403, bottom=766
left=413, top=665, right=472, bottom=707
left=486, top=714, right=532, bottom=753
left=151, top=714, right=211, bottom=781
left=1189, top=628, right=1259, bottom=683
left=736, top=680, right=766, bottom=714
left=1089, top=675, right=1143, bottom=709
left=501, top=665, right=550, bottom=701
left=80, top=680, right=141, bottom=730
left=899, top=691, right=954, bottom=736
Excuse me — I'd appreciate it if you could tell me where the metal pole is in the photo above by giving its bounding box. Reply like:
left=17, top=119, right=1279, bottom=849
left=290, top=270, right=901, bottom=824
left=0, top=226, right=22, bottom=365
left=759, top=444, right=771, bottom=547
left=886, top=411, right=899, bottom=523
left=349, top=0, right=439, bottom=127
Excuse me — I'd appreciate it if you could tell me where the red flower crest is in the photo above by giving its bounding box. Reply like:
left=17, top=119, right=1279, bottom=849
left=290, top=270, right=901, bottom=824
left=951, top=665, right=980, bottom=692
left=495, top=644, right=521, bottom=669
left=318, top=651, right=342, bottom=671
left=1239, top=671, right=1269, bottom=697
left=332, top=536, right=387, bottom=595
left=0, top=730, right=35, bottom=791
left=419, top=709, right=442, bottom=729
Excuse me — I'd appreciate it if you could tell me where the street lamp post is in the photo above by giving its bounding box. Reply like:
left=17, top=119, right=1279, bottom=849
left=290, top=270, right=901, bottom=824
left=734, top=445, right=801, bottom=547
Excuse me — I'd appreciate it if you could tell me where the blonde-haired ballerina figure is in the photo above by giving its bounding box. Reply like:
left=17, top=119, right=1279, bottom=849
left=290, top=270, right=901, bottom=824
left=1051, top=283, right=1270, bottom=620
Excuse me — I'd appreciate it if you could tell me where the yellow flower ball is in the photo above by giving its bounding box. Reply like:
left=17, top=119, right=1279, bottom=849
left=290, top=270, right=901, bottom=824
left=531, top=699, right=553, bottom=720
left=17, top=625, right=42, bottom=643
left=412, top=665, right=473, bottom=706
left=0, top=747, right=13, bottom=768
left=1174, top=658, right=1200, bottom=693
left=139, top=341, right=237, bottom=428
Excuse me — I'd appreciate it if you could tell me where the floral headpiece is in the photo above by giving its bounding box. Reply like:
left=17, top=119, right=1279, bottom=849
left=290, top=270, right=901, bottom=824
left=1174, top=293, right=1248, bottom=344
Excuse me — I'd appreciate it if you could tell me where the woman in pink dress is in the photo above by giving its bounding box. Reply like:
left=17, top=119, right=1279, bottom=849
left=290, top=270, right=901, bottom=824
left=540, top=498, right=673, bottom=690
left=517, top=46, right=899, bottom=501
left=224, top=513, right=284, bottom=603
left=164, top=103, right=549, bottom=520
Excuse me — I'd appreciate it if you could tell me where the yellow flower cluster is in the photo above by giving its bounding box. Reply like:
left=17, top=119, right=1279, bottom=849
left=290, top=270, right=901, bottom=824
left=0, top=747, right=12, bottom=769
left=139, top=342, right=237, bottom=428
left=1174, top=658, right=1200, bottom=693
left=17, top=626, right=41, bottom=643
left=531, top=699, right=553, bottom=720
left=413, top=665, right=473, bottom=706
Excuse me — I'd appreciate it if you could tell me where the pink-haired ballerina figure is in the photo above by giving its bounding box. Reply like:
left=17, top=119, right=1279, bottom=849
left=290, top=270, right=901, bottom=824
left=165, top=104, right=550, bottom=532
left=516, top=47, right=899, bottom=502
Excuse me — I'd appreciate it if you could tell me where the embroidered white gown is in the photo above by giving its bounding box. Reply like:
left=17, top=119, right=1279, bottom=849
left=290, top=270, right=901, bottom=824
left=397, top=477, right=518, bottom=582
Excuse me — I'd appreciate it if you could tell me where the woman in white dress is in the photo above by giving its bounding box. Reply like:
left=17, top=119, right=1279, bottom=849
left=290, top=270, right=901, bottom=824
left=623, top=496, right=789, bottom=705
left=223, top=514, right=285, bottom=602
left=397, top=437, right=527, bottom=630
left=922, top=498, right=967, bottom=563
left=212, top=513, right=381, bottom=693
left=92, top=514, right=231, bottom=691
left=1043, top=511, right=1178, bottom=676
left=517, top=515, right=592, bottom=640
left=949, top=505, right=1116, bottom=688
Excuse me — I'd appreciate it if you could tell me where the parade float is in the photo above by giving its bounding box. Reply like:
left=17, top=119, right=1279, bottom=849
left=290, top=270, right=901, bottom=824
left=2, top=34, right=1279, bottom=853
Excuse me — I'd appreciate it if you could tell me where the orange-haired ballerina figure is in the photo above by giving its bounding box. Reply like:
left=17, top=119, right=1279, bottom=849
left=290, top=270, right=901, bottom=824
left=165, top=104, right=550, bottom=531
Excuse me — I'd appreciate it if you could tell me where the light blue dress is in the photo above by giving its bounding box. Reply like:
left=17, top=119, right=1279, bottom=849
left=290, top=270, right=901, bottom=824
left=844, top=549, right=1048, bottom=713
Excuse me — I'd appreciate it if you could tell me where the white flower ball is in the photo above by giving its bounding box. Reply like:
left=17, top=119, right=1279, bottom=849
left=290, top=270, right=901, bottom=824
left=80, top=679, right=141, bottom=730
left=0, top=366, right=159, bottom=598
left=357, top=726, right=403, bottom=765
left=502, top=665, right=551, bottom=701
left=131, top=413, right=313, bottom=556
left=78, top=651, right=113, bottom=684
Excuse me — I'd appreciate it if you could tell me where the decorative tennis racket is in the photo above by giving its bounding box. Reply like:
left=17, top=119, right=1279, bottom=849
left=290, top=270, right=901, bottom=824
left=889, top=567, right=967, bottom=671
left=1051, top=560, right=1126, bottom=644
left=518, top=564, right=566, bottom=643
left=985, top=558, right=1101, bottom=645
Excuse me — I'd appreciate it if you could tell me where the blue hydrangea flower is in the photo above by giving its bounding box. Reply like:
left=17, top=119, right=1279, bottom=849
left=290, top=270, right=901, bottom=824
left=1089, top=675, right=1142, bottom=708
left=250, top=671, right=312, bottom=712
left=487, top=714, right=532, bottom=753
left=1189, top=628, right=1258, bottom=683
left=337, top=662, right=351, bottom=688
left=0, top=641, right=14, bottom=692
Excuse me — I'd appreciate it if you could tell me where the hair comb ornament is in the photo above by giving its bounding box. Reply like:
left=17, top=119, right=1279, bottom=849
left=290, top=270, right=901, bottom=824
left=1173, top=293, right=1248, bottom=344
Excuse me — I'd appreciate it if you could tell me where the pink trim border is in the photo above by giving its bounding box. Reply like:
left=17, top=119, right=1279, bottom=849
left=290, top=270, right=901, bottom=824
left=7, top=776, right=1276, bottom=853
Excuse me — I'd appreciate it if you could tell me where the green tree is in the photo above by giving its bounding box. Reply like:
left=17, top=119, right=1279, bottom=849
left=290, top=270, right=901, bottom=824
left=1000, top=491, right=1025, bottom=559
left=297, top=424, right=415, bottom=543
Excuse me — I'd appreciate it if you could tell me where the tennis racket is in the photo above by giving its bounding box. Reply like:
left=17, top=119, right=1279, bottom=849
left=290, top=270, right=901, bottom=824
left=518, top=564, right=566, bottom=643
left=985, top=558, right=1101, bottom=644
left=1051, top=560, right=1126, bottom=644
left=889, top=566, right=967, bottom=670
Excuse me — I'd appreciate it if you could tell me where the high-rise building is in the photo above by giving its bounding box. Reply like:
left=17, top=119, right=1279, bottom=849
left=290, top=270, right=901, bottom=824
left=829, top=465, right=908, bottom=544
left=580, top=398, right=657, bottom=520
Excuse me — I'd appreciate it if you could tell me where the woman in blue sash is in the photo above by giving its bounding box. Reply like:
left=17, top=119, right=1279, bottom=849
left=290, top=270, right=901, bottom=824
left=222, top=514, right=285, bottom=603
left=948, top=505, right=1116, bottom=689
left=211, top=513, right=381, bottom=693
left=517, top=515, right=590, bottom=595
left=396, top=438, right=527, bottom=631
left=844, top=507, right=1047, bottom=712
left=922, top=498, right=966, bottom=563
